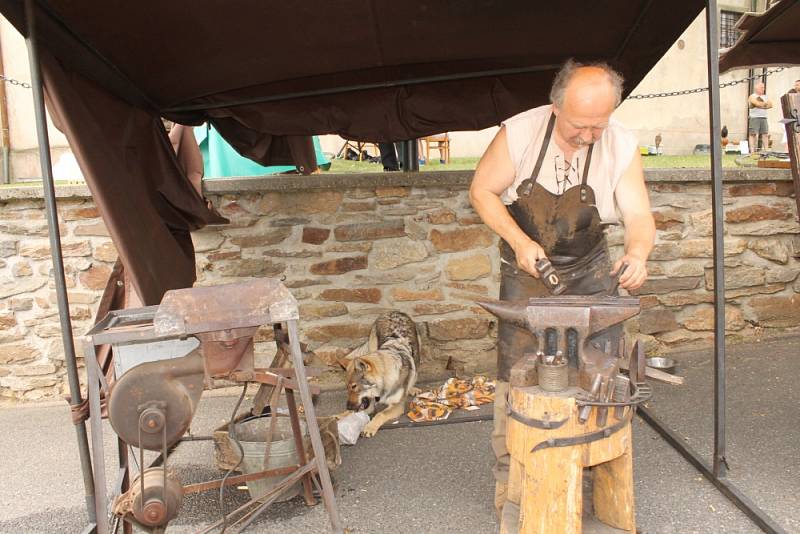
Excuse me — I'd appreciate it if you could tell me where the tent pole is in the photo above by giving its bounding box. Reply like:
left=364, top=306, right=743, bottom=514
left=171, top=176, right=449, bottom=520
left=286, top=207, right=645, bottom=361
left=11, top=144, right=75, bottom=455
left=704, top=0, right=727, bottom=480
left=24, top=0, right=97, bottom=528
left=639, top=2, right=787, bottom=532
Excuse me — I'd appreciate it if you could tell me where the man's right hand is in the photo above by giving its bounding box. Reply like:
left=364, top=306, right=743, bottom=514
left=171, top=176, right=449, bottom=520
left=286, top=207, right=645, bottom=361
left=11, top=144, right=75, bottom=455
left=514, top=239, right=547, bottom=278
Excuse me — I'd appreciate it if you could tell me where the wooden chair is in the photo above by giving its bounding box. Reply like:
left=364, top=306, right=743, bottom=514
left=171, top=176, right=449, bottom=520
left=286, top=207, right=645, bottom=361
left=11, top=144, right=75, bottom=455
left=422, top=133, right=450, bottom=164
left=337, top=139, right=380, bottom=161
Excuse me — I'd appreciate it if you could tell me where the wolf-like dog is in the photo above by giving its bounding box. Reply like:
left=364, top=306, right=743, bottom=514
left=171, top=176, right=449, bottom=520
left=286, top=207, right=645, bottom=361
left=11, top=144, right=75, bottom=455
left=343, top=311, right=421, bottom=437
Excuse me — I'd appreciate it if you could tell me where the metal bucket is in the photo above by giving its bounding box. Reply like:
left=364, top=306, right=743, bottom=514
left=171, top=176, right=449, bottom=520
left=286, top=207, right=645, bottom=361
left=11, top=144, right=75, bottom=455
left=235, top=416, right=307, bottom=502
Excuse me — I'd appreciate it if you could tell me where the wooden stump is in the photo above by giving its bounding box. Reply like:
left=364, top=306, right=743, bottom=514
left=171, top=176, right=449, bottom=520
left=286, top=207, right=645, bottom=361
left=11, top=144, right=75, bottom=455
left=503, top=386, right=635, bottom=534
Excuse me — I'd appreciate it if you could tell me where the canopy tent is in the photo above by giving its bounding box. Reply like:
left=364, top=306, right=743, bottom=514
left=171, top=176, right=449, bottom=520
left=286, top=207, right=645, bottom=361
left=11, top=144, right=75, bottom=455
left=6, top=0, right=790, bottom=532
left=719, top=0, right=800, bottom=72
left=0, top=0, right=706, bottom=304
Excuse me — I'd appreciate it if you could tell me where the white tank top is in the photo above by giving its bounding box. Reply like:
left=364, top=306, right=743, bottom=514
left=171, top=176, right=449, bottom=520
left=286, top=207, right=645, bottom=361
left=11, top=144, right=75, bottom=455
left=500, top=105, right=637, bottom=224
left=749, top=94, right=768, bottom=118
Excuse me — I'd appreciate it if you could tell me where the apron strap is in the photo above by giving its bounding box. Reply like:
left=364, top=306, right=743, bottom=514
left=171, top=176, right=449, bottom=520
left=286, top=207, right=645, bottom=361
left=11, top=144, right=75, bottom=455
left=580, top=143, right=594, bottom=202
left=520, top=113, right=556, bottom=197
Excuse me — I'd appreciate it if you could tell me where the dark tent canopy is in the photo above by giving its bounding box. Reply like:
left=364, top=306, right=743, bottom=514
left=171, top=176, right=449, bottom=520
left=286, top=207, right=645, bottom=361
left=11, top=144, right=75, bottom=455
left=720, top=0, right=800, bottom=72
left=0, top=0, right=705, bottom=304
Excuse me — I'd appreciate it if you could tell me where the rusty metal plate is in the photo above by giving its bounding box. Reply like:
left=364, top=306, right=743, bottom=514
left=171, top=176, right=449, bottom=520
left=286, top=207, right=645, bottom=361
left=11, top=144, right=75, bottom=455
left=153, top=278, right=298, bottom=336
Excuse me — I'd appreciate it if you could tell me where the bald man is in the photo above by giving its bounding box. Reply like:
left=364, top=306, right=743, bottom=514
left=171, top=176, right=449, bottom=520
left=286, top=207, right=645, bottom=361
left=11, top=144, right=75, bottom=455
left=470, top=59, right=655, bottom=516
left=748, top=82, right=772, bottom=153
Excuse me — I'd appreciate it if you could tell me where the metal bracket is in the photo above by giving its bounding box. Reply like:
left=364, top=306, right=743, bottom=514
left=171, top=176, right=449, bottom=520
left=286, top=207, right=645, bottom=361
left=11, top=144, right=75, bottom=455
left=530, top=412, right=630, bottom=452
left=506, top=397, right=569, bottom=429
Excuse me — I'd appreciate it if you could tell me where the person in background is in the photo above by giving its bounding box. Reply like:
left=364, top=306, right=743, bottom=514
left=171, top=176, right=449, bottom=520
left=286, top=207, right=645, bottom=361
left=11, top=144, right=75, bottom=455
left=748, top=82, right=772, bottom=153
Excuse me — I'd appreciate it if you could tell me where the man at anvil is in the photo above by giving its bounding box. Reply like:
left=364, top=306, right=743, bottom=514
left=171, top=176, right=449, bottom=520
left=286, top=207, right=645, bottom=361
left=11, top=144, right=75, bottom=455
left=469, top=59, right=655, bottom=516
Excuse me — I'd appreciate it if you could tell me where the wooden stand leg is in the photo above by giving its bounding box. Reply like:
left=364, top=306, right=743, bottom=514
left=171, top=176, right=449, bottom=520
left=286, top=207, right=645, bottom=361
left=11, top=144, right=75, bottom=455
left=592, top=425, right=635, bottom=532
left=522, top=446, right=584, bottom=534
left=507, top=457, right=524, bottom=505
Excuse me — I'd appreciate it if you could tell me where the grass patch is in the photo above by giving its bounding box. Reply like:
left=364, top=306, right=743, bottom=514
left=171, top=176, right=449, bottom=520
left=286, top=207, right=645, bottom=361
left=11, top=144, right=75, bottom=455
left=327, top=154, right=744, bottom=174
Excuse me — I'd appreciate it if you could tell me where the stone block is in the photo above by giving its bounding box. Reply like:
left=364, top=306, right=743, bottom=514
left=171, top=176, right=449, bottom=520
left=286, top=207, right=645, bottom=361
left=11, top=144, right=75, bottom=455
left=678, top=238, right=746, bottom=258
left=319, top=288, right=381, bottom=303
left=0, top=342, right=40, bottom=364
left=93, top=241, right=117, bottom=262
left=657, top=291, right=714, bottom=306
left=341, top=201, right=376, bottom=212
left=0, top=313, right=16, bottom=330
left=217, top=259, right=285, bottom=278
left=326, top=242, right=372, bottom=253
left=725, top=284, right=784, bottom=299
left=426, top=209, right=456, bottom=225
left=630, top=276, right=701, bottom=295
left=371, top=238, right=428, bottom=270
left=427, top=317, right=490, bottom=341
left=73, top=221, right=110, bottom=237
left=305, top=323, right=372, bottom=343
left=299, top=302, right=348, bottom=320
left=748, top=239, right=790, bottom=264
left=727, top=182, right=795, bottom=197
left=445, top=254, right=491, bottom=281
left=457, top=214, right=483, bottom=226
left=765, top=267, right=800, bottom=284
left=257, top=191, right=343, bottom=214
left=430, top=227, right=495, bottom=252
left=725, top=204, right=794, bottom=223
left=689, top=209, right=713, bottom=236
left=229, top=227, right=292, bottom=248
left=704, top=266, right=764, bottom=290
left=682, top=306, right=745, bottom=331
left=748, top=294, right=800, bottom=327
left=302, top=227, right=331, bottom=245
left=11, top=261, right=32, bottom=277
left=269, top=217, right=310, bottom=227
left=375, top=187, right=409, bottom=198
left=9, top=298, right=33, bottom=312
left=648, top=243, right=681, bottom=261
left=652, top=208, right=685, bottom=230
left=310, top=256, right=368, bottom=275
left=0, top=278, right=47, bottom=299
left=79, top=264, right=112, bottom=290
left=192, top=231, right=225, bottom=252
left=61, top=206, right=99, bottom=220
left=413, top=303, right=466, bottom=316
left=390, top=288, right=444, bottom=302
left=728, top=220, right=800, bottom=236
left=207, top=250, right=240, bottom=261
left=0, top=240, right=16, bottom=258
left=638, top=309, right=678, bottom=335
left=334, top=220, right=405, bottom=242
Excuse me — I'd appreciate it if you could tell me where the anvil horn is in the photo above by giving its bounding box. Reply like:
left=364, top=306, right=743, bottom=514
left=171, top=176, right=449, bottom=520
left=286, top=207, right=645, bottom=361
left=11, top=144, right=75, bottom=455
left=476, top=299, right=529, bottom=329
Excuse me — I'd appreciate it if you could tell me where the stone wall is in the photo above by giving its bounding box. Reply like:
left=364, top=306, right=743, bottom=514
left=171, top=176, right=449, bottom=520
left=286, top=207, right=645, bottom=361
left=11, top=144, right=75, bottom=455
left=1, top=170, right=799, bottom=401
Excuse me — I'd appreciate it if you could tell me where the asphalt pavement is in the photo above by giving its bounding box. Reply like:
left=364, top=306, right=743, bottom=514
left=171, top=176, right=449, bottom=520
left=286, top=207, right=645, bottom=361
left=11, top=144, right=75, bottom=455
left=1, top=335, right=798, bottom=533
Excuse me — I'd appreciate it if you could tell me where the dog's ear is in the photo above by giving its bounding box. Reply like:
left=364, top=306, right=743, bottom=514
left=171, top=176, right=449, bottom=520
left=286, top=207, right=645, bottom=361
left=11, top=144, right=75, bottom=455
left=336, top=354, right=353, bottom=370
left=353, top=357, right=375, bottom=374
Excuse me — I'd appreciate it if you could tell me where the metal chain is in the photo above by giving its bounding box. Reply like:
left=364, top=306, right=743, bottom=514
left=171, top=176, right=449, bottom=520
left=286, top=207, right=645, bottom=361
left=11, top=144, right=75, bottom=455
left=626, top=67, right=785, bottom=100
left=0, top=74, right=31, bottom=89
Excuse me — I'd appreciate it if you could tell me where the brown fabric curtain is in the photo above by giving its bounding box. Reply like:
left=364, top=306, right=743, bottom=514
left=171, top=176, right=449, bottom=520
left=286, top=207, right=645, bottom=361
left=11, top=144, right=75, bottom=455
left=41, top=51, right=227, bottom=305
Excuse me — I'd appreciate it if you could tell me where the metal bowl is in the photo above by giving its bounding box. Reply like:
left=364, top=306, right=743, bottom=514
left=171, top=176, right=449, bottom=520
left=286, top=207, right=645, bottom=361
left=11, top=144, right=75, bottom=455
left=646, top=356, right=676, bottom=373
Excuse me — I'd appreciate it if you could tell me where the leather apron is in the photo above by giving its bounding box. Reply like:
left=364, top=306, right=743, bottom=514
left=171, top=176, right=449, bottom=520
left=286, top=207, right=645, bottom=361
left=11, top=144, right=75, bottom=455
left=497, top=113, right=620, bottom=380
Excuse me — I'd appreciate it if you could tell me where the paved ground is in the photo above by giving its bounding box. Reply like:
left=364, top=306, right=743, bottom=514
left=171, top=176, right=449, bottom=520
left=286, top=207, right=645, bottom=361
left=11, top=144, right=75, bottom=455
left=0, top=336, right=797, bottom=533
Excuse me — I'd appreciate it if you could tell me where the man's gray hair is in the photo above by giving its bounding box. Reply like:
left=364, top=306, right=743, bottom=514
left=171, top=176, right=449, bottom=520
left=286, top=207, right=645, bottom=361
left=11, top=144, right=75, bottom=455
left=549, top=59, right=625, bottom=108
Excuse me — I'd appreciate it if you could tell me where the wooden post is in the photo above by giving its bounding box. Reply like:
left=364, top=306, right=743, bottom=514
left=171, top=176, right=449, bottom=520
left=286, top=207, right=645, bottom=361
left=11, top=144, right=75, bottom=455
left=780, top=93, right=800, bottom=220
left=503, top=385, right=635, bottom=534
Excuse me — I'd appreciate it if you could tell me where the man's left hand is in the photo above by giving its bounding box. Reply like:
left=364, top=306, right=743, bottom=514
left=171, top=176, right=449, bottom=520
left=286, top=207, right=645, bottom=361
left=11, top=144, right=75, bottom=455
left=611, top=256, right=648, bottom=290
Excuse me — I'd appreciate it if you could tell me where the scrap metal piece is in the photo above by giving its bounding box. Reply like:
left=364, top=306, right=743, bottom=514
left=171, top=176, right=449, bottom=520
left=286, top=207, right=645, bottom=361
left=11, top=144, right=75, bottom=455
left=153, top=278, right=298, bottom=336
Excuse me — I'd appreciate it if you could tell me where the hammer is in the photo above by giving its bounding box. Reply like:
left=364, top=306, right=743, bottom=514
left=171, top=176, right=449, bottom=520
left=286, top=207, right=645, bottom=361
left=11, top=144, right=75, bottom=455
left=534, top=257, right=567, bottom=295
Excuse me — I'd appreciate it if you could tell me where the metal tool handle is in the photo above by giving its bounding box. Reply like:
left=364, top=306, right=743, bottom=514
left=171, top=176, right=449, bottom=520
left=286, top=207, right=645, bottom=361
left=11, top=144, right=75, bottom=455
left=608, top=262, right=629, bottom=295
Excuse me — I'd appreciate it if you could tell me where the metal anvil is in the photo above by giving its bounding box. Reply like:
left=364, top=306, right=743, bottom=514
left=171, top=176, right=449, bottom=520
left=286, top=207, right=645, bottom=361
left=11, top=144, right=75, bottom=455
left=479, top=296, right=640, bottom=392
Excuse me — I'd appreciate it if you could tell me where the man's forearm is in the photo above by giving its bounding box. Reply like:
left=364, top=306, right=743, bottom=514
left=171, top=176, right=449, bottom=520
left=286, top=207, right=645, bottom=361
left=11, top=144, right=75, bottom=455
left=623, top=214, right=656, bottom=260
